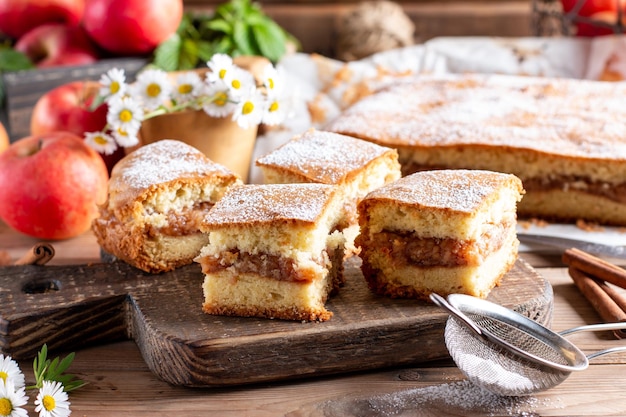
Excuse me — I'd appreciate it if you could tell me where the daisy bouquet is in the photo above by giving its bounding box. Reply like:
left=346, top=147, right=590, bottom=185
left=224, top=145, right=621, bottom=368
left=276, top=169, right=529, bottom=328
left=85, top=53, right=288, bottom=155
left=0, top=346, right=84, bottom=417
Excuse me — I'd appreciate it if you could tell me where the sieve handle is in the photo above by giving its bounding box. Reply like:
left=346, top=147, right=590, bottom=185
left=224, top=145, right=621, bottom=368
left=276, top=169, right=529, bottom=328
left=559, top=322, right=626, bottom=336
left=587, top=346, right=626, bottom=361
left=429, top=293, right=483, bottom=337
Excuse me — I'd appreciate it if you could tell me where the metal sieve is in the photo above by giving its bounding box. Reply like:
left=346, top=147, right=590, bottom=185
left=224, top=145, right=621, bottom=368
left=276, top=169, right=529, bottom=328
left=430, top=293, right=626, bottom=396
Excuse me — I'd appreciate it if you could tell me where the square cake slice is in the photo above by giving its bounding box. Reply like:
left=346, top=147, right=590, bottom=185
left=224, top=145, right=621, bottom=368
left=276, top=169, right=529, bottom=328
left=195, top=183, right=347, bottom=321
left=355, top=169, right=524, bottom=299
left=255, top=128, right=401, bottom=252
left=92, top=139, right=242, bottom=273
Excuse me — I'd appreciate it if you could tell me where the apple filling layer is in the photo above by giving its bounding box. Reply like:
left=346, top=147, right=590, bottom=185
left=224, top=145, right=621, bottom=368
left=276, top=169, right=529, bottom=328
left=146, top=202, right=213, bottom=237
left=522, top=177, right=626, bottom=203
left=359, top=223, right=510, bottom=268
left=198, top=249, right=331, bottom=283
left=404, top=164, right=625, bottom=204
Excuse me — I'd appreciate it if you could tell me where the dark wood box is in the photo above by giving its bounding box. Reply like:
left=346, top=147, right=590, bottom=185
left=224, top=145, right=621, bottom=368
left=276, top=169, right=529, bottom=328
left=1, top=58, right=147, bottom=142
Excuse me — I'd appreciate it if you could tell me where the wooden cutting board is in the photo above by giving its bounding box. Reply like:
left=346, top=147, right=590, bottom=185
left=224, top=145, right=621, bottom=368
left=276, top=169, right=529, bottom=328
left=0, top=256, right=552, bottom=387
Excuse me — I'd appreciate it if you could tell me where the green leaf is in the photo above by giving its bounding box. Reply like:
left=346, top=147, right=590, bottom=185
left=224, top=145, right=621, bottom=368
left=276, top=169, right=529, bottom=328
left=54, top=370, right=88, bottom=393
left=153, top=33, right=184, bottom=71
left=196, top=40, right=215, bottom=62
left=50, top=352, right=75, bottom=378
left=243, top=0, right=263, bottom=17
left=0, top=47, right=33, bottom=72
left=89, top=93, right=106, bottom=111
left=251, top=20, right=287, bottom=62
left=148, top=0, right=299, bottom=69
left=212, top=37, right=235, bottom=56
left=32, top=344, right=48, bottom=387
left=214, top=1, right=236, bottom=23
left=232, top=20, right=254, bottom=56
left=62, top=379, right=88, bottom=393
left=178, top=38, right=202, bottom=70
left=243, top=11, right=266, bottom=26
left=229, top=0, right=247, bottom=17
left=176, top=13, right=197, bottom=37
left=29, top=344, right=86, bottom=392
left=205, top=18, right=233, bottom=35
left=45, top=357, right=62, bottom=379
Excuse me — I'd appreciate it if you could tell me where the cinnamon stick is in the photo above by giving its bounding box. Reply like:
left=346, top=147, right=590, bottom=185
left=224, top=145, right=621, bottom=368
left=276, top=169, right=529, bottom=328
left=0, top=250, right=11, bottom=266
left=597, top=280, right=626, bottom=318
left=14, top=242, right=55, bottom=266
left=563, top=248, right=626, bottom=290
left=568, top=267, right=626, bottom=339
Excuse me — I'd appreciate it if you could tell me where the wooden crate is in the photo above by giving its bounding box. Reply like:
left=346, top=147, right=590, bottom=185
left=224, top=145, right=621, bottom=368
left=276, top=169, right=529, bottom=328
left=1, top=58, right=147, bottom=142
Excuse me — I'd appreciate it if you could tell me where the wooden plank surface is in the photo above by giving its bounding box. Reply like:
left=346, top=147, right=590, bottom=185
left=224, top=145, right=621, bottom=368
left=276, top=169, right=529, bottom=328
left=4, top=222, right=626, bottom=415
left=0, top=255, right=551, bottom=387
left=21, top=341, right=626, bottom=416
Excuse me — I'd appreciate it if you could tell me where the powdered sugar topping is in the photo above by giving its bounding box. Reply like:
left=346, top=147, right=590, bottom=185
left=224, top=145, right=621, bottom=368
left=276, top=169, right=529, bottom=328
left=316, top=379, right=562, bottom=416
left=204, top=183, right=337, bottom=225
left=114, top=139, right=235, bottom=192
left=326, top=73, right=626, bottom=159
left=367, top=169, right=519, bottom=213
left=257, top=129, right=393, bottom=184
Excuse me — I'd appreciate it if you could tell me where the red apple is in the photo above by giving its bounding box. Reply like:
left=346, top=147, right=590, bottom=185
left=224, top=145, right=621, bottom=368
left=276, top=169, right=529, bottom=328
left=561, top=0, right=625, bottom=36
left=30, top=80, right=125, bottom=174
left=561, top=0, right=617, bottom=17
left=83, top=0, right=183, bottom=55
left=31, top=81, right=107, bottom=136
left=15, top=23, right=100, bottom=68
left=0, top=0, right=84, bottom=40
left=0, top=132, right=108, bottom=240
left=581, top=10, right=626, bottom=36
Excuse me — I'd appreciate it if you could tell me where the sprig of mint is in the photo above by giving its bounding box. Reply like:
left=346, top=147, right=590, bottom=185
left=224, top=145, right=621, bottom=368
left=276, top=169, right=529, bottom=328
left=29, top=344, right=87, bottom=393
left=152, top=0, right=298, bottom=71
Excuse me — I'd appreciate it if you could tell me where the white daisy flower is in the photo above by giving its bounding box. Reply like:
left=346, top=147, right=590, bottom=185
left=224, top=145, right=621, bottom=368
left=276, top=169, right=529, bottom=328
left=206, top=53, right=234, bottom=83
left=262, top=94, right=288, bottom=126
left=225, top=67, right=255, bottom=98
left=232, top=88, right=264, bottom=129
left=106, top=96, right=144, bottom=134
left=172, top=71, right=203, bottom=105
left=133, top=68, right=171, bottom=111
left=84, top=131, right=118, bottom=155
left=0, top=355, right=24, bottom=389
left=98, top=68, right=127, bottom=101
left=261, top=64, right=284, bottom=98
left=202, top=82, right=237, bottom=118
left=111, top=126, right=140, bottom=148
left=34, top=381, right=70, bottom=417
left=0, top=380, right=28, bottom=417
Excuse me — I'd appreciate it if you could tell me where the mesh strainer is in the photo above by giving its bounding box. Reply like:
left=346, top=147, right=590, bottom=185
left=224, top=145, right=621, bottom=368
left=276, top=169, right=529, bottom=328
left=430, top=293, right=626, bottom=396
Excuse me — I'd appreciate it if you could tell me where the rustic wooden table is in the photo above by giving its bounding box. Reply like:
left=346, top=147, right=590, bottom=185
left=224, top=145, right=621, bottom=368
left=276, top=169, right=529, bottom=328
left=2, top=220, right=626, bottom=416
